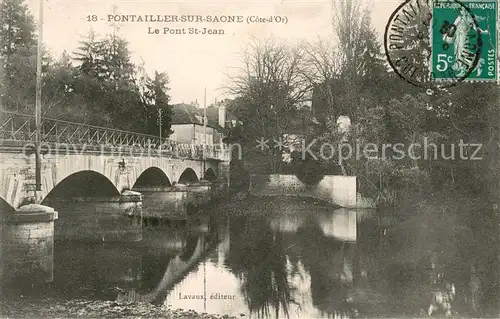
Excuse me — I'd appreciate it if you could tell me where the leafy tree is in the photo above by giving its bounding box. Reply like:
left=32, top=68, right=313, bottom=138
left=72, top=30, right=145, bottom=131
left=0, top=0, right=37, bottom=110
left=387, top=93, right=429, bottom=168
left=425, top=83, right=500, bottom=200
left=71, top=30, right=111, bottom=125
left=0, top=1, right=176, bottom=139
left=73, top=29, right=107, bottom=82
left=42, top=51, right=80, bottom=119
left=141, top=71, right=173, bottom=137
left=101, top=34, right=136, bottom=88
left=222, top=119, right=245, bottom=145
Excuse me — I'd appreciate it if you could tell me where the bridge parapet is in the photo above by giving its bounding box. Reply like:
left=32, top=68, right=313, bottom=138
left=0, top=110, right=231, bottom=161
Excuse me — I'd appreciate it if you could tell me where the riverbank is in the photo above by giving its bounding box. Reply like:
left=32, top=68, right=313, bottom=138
left=0, top=297, right=239, bottom=318
left=212, top=194, right=341, bottom=217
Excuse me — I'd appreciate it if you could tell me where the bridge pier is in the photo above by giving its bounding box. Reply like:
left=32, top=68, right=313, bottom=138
left=210, top=179, right=228, bottom=199
left=132, top=185, right=188, bottom=222
left=186, top=180, right=212, bottom=209
left=219, top=161, right=231, bottom=187
left=1, top=204, right=58, bottom=285
left=44, top=190, right=143, bottom=243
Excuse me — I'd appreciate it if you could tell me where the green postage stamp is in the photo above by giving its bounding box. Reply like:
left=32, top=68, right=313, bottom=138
left=432, top=0, right=498, bottom=81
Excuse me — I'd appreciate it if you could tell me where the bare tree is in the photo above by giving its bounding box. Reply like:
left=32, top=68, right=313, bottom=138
left=300, top=0, right=384, bottom=176
left=304, top=0, right=379, bottom=124
left=227, top=37, right=309, bottom=110
left=334, top=0, right=372, bottom=78
left=302, top=36, right=342, bottom=123
left=225, top=37, right=310, bottom=172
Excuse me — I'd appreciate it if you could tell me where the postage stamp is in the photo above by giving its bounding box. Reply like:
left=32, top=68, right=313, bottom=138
left=384, top=0, right=498, bottom=88
left=431, top=0, right=498, bottom=81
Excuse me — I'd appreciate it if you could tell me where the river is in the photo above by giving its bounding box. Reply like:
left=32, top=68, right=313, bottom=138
left=1, top=196, right=499, bottom=318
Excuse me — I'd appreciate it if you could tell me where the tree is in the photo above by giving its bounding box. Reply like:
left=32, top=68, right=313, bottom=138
left=387, top=93, right=429, bottom=168
left=0, top=0, right=37, bottom=110
left=101, top=34, right=136, bottom=88
left=141, top=71, right=173, bottom=138
left=73, top=29, right=107, bottom=82
left=426, top=83, right=500, bottom=199
left=226, top=37, right=309, bottom=173
left=72, top=30, right=145, bottom=131
left=41, top=51, right=81, bottom=119
left=71, top=30, right=112, bottom=125
left=302, top=0, right=391, bottom=181
left=308, top=0, right=388, bottom=125
left=302, top=37, right=342, bottom=128
left=0, top=1, right=175, bottom=138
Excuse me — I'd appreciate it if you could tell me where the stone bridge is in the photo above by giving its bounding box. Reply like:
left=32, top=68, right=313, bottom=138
left=0, top=110, right=231, bottom=284
left=0, top=110, right=230, bottom=211
left=0, top=149, right=227, bottom=210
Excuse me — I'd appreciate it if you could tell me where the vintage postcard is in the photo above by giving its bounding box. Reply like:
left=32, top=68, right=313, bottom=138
left=1, top=0, right=499, bottom=318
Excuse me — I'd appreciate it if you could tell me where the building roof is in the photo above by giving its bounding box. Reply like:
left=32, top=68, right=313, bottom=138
left=171, top=102, right=239, bottom=131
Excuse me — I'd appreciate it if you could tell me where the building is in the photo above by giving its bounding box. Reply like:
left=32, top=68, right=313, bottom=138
left=169, top=100, right=239, bottom=146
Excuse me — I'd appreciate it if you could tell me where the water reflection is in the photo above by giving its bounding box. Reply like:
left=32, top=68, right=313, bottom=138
left=226, top=215, right=297, bottom=318
left=53, top=241, right=142, bottom=300
left=48, top=197, right=498, bottom=318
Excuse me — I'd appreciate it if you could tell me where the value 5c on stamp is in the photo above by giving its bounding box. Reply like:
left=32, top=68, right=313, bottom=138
left=432, top=0, right=498, bottom=81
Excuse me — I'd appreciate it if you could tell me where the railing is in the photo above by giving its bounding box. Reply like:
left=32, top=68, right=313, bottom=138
left=0, top=110, right=230, bottom=161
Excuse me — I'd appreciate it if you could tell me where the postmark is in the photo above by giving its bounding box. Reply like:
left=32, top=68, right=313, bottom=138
left=431, top=0, right=497, bottom=81
left=384, top=0, right=435, bottom=88
left=384, top=0, right=495, bottom=89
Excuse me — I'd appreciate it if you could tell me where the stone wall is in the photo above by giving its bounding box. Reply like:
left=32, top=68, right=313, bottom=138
left=133, top=186, right=188, bottom=220
left=249, top=174, right=375, bottom=209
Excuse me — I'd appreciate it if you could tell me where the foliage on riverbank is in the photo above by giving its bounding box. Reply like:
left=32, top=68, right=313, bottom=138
left=221, top=0, right=500, bottom=213
left=1, top=298, right=238, bottom=318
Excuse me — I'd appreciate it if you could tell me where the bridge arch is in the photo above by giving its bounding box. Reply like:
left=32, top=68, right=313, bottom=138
left=133, top=167, right=171, bottom=188
left=177, top=168, right=198, bottom=184
left=42, top=170, right=119, bottom=203
left=203, top=168, right=217, bottom=181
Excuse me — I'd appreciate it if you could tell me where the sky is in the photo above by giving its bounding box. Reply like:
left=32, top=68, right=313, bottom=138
left=26, top=0, right=401, bottom=105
